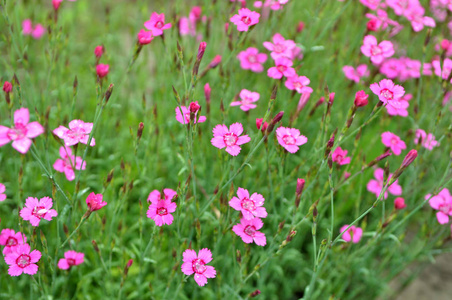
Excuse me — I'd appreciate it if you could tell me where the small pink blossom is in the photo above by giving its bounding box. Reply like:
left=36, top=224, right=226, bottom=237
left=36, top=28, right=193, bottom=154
left=370, top=79, right=405, bottom=108
left=381, top=132, right=406, bottom=155
left=237, top=47, right=267, bottom=72
left=263, top=33, right=296, bottom=60
left=0, top=183, right=6, bottom=202
left=275, top=126, right=308, bottom=153
left=0, top=229, right=27, bottom=255
left=144, top=12, right=172, bottom=36
left=58, top=250, right=85, bottom=270
left=232, top=217, right=267, bottom=246
left=3, top=81, right=12, bottom=93
left=94, top=45, right=104, bottom=58
left=360, top=0, right=383, bottom=10
left=428, top=188, right=452, bottom=224
left=285, top=75, right=313, bottom=94
left=22, top=19, right=45, bottom=39
left=367, top=168, right=403, bottom=199
left=175, top=106, right=206, bottom=124
left=229, top=187, right=267, bottom=220
left=146, top=189, right=177, bottom=226
left=53, top=146, right=86, bottom=181
left=355, top=90, right=369, bottom=107
left=96, top=64, right=109, bottom=78
left=386, top=93, right=411, bottom=117
left=181, top=248, right=216, bottom=286
left=332, top=147, right=351, bottom=165
left=432, top=58, right=452, bottom=82
left=394, top=197, right=407, bottom=210
left=361, top=35, right=394, bottom=64
left=230, top=8, right=260, bottom=32
left=342, top=65, right=369, bottom=83
left=0, top=108, right=44, bottom=154
left=414, top=129, right=440, bottom=150
left=339, top=225, right=363, bottom=243
left=20, top=197, right=58, bottom=227
left=137, top=30, right=154, bottom=45
left=267, top=57, right=296, bottom=79
left=264, top=0, right=290, bottom=10
left=53, top=119, right=95, bottom=147
left=4, top=244, right=41, bottom=276
left=211, top=123, right=251, bottom=156
left=230, top=89, right=260, bottom=111
left=86, top=192, right=107, bottom=212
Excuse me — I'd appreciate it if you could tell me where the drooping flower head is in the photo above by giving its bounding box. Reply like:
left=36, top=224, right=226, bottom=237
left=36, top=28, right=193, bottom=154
left=232, top=217, right=267, bottom=246
left=263, top=33, right=296, bottom=60
left=58, top=250, right=85, bottom=270
left=361, top=35, right=394, bottom=64
left=144, top=12, right=172, bottom=36
left=229, top=187, right=267, bottom=220
left=267, top=57, right=296, bottom=79
left=53, top=119, right=95, bottom=147
left=4, top=244, right=41, bottom=276
left=332, top=147, right=351, bottom=165
left=230, top=89, right=260, bottom=111
left=237, top=47, right=268, bottom=72
left=428, top=188, right=452, bottom=224
left=366, top=168, right=402, bottom=199
left=0, top=229, right=27, bottom=255
left=20, top=197, right=58, bottom=227
left=86, top=193, right=107, bottom=212
left=230, top=8, right=260, bottom=32
left=381, top=131, right=406, bottom=155
left=175, top=106, right=206, bottom=124
left=339, top=225, right=363, bottom=243
left=276, top=126, right=308, bottom=153
left=0, top=108, right=44, bottom=154
left=53, top=146, right=86, bottom=181
left=211, top=123, right=251, bottom=156
left=0, top=183, right=6, bottom=202
left=181, top=248, right=216, bottom=286
left=146, top=189, right=177, bottom=226
left=370, top=79, right=405, bottom=108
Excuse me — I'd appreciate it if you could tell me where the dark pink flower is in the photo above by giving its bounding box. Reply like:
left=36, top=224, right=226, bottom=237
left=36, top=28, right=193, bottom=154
left=4, top=244, right=41, bottom=276
left=394, top=197, right=407, bottom=210
left=144, top=12, right=172, bottom=36
left=381, top=131, right=406, bottom=155
left=3, top=81, right=12, bottom=93
left=22, top=19, right=45, bottom=39
left=428, top=188, right=452, bottom=224
left=237, top=47, right=267, bottom=73
left=175, top=106, right=206, bottom=124
left=86, top=193, right=107, bottom=212
left=53, top=146, right=86, bottom=181
left=267, top=57, right=296, bottom=79
left=386, top=93, right=411, bottom=117
left=285, top=75, right=313, bottom=94
left=370, top=79, right=405, bottom=108
left=232, top=217, right=267, bottom=246
left=94, top=45, right=104, bottom=58
left=263, top=33, right=296, bottom=60
left=361, top=35, right=394, bottom=64
left=146, top=189, right=177, bottom=226
left=229, top=187, right=267, bottom=220
left=276, top=126, right=307, bottom=153
left=354, top=90, right=369, bottom=107
left=339, top=225, right=363, bottom=243
left=137, top=30, right=154, bottom=45
left=181, top=248, right=216, bottom=286
left=367, top=168, right=402, bottom=199
left=53, top=119, right=95, bottom=147
left=211, top=123, right=251, bottom=156
left=0, top=229, right=27, bottom=255
left=20, top=197, right=58, bottom=227
left=96, top=64, right=109, bottom=78
left=230, top=8, right=260, bottom=32
left=58, top=250, right=84, bottom=270
left=332, top=147, right=351, bottom=165
left=230, top=89, right=260, bottom=111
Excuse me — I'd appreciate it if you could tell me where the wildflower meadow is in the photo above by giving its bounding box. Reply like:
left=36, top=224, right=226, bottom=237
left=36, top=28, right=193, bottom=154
left=1, top=0, right=452, bottom=299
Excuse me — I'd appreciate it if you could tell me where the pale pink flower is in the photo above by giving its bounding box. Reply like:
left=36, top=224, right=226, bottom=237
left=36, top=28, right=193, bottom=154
left=146, top=189, right=177, bottom=226
left=4, top=244, right=41, bottom=276
left=386, top=94, right=412, bottom=117
left=53, top=146, right=86, bottom=181
left=428, top=188, right=452, bottom=224
left=211, top=123, right=251, bottom=156
left=86, top=193, right=107, bottom=212
left=361, top=35, right=394, bottom=64
left=236, top=47, right=267, bottom=72
left=20, top=197, right=58, bottom=227
left=229, top=187, right=267, bottom=220
left=0, top=229, right=27, bottom=255
left=0, top=108, right=44, bottom=154
left=232, top=217, right=267, bottom=246
left=366, top=168, right=402, bottom=199
left=267, top=57, right=296, bottom=79
left=386, top=0, right=410, bottom=15
left=342, top=65, right=369, bottom=83
left=365, top=9, right=397, bottom=31
left=22, top=19, right=33, bottom=35
left=414, top=129, right=440, bottom=150
left=53, top=119, right=95, bottom=147
left=137, top=30, right=154, bottom=45
left=0, top=183, right=6, bottom=202
left=144, top=12, right=172, bottom=36
left=360, top=0, right=383, bottom=10
left=369, top=79, right=405, bottom=108
left=263, top=33, right=296, bottom=60
left=230, top=89, right=260, bottom=111
left=175, top=106, right=206, bottom=124
left=275, top=126, right=308, bottom=153
left=405, top=6, right=436, bottom=32
left=332, top=147, right=351, bottom=165
left=179, top=17, right=196, bottom=36
left=264, top=0, right=289, bottom=10
left=339, top=225, right=363, bottom=243
left=285, top=75, right=313, bottom=94
left=58, top=250, right=85, bottom=270
left=381, top=132, right=406, bottom=155
left=230, top=8, right=260, bottom=32
left=181, top=248, right=216, bottom=286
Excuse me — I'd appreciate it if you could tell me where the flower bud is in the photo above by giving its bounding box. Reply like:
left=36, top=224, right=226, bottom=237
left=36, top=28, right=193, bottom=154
left=354, top=90, right=369, bottom=107
left=52, top=0, right=62, bottom=11
left=266, top=111, right=284, bottom=134
left=3, top=81, right=12, bottom=93
left=394, top=197, right=406, bottom=210
left=441, top=39, right=450, bottom=51
left=197, top=41, right=207, bottom=61
left=137, top=30, right=154, bottom=45
left=256, top=118, right=268, bottom=132
left=94, top=45, right=104, bottom=58
left=209, top=55, right=222, bottom=68
left=189, top=101, right=201, bottom=114
left=96, top=64, right=110, bottom=78
left=367, top=19, right=379, bottom=31
left=250, top=290, right=261, bottom=298
left=204, top=83, right=211, bottom=103
left=137, top=122, right=144, bottom=140
left=297, top=21, right=305, bottom=33
left=401, top=149, right=418, bottom=168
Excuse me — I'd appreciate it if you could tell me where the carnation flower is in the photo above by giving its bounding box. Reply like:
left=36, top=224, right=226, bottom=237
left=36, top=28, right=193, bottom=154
left=339, top=225, right=363, bottom=243
left=211, top=123, right=251, bottom=156
left=229, top=187, right=267, bottom=220
left=181, top=248, right=216, bottom=286
left=267, top=57, right=296, bottom=79
left=53, top=119, right=95, bottom=147
left=381, top=132, right=406, bottom=155
left=175, top=106, right=206, bottom=124
left=4, top=244, right=41, bottom=276
left=144, top=12, right=172, bottom=36
left=230, top=8, right=260, bottom=32
left=285, top=75, right=313, bottom=94
left=86, top=193, right=107, bottom=212
left=360, top=35, right=394, bottom=64
left=0, top=229, right=27, bottom=255
left=428, top=188, right=452, bottom=224
left=370, top=79, right=405, bottom=108
left=0, top=183, right=6, bottom=202
left=263, top=33, right=296, bottom=60
left=332, top=147, right=351, bottom=165
left=342, top=65, right=369, bottom=83
left=236, top=47, right=268, bottom=72
left=275, top=126, right=308, bottom=153
left=414, top=129, right=440, bottom=150
left=232, top=217, right=267, bottom=246
left=58, top=250, right=85, bottom=270
left=366, top=168, right=402, bottom=199
left=146, top=189, right=177, bottom=226
left=20, top=197, right=58, bottom=227
left=53, top=146, right=86, bottom=181
left=230, top=89, right=260, bottom=111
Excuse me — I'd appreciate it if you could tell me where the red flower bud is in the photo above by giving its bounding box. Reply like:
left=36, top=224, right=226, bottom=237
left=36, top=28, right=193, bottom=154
left=441, top=39, right=450, bottom=51
left=189, top=101, right=201, bottom=113
left=96, top=64, right=109, bottom=78
left=204, top=83, right=211, bottom=103
left=94, top=45, right=104, bottom=58
left=256, top=118, right=268, bottom=132
left=367, top=19, right=379, bottom=31
left=394, top=197, right=406, bottom=210
left=197, top=42, right=207, bottom=61
left=297, top=21, right=305, bottom=33
left=354, top=90, right=369, bottom=107
left=209, top=55, right=222, bottom=68
left=2, top=81, right=12, bottom=93
left=52, top=0, right=62, bottom=11
left=296, top=178, right=305, bottom=196
left=401, top=149, right=417, bottom=168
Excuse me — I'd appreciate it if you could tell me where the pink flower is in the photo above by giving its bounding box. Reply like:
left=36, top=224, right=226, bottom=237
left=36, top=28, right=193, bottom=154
left=232, top=217, right=267, bottom=246
left=332, top=147, right=351, bottom=165
left=58, top=250, right=85, bottom=270
left=360, top=0, right=383, bottom=10
left=263, top=33, right=296, bottom=60
left=0, top=108, right=44, bottom=154
left=22, top=19, right=33, bottom=35
left=4, top=244, right=41, bottom=276
left=367, top=168, right=402, bottom=199
left=237, top=47, right=267, bottom=72
left=342, top=65, right=369, bottom=83
left=230, top=89, right=260, bottom=111
left=267, top=57, right=296, bottom=79
left=354, top=90, right=369, bottom=107
left=339, top=225, right=363, bottom=243
left=381, top=132, right=406, bottom=155
left=264, top=0, right=289, bottom=10
left=360, top=35, right=394, bottom=64
left=94, top=45, right=104, bottom=58
left=53, top=146, right=86, bottom=181
left=137, top=30, right=154, bottom=45
left=285, top=75, right=313, bottom=94
left=20, top=197, right=58, bottom=227
left=275, top=126, right=308, bottom=153
left=428, top=188, right=452, bottom=224
left=53, top=119, right=95, bottom=147
left=86, top=193, right=107, bottom=212
left=146, top=189, right=177, bottom=226
left=144, top=12, right=172, bottom=36
left=181, top=248, right=216, bottom=286
left=386, top=93, right=411, bottom=117
left=230, top=8, right=260, bottom=32
left=394, top=197, right=407, bottom=210
left=370, top=79, right=405, bottom=108
left=3, top=81, right=12, bottom=93
left=432, top=58, right=452, bottom=82
left=175, top=106, right=206, bottom=124
left=0, top=183, right=6, bottom=202
left=96, top=64, right=109, bottom=78
left=414, top=129, right=439, bottom=150
left=229, top=187, right=267, bottom=220
left=31, top=24, right=45, bottom=39
left=22, top=19, right=45, bottom=39
left=211, top=123, right=251, bottom=156
left=0, top=229, right=27, bottom=255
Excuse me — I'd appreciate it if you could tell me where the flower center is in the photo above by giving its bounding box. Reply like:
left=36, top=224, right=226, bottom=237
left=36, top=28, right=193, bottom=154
left=16, top=254, right=31, bottom=268
left=242, top=97, right=253, bottom=105
left=380, top=89, right=394, bottom=100
left=282, top=135, right=295, bottom=145
left=244, top=225, right=256, bottom=237
left=241, top=198, right=256, bottom=211
left=247, top=55, right=257, bottom=63
left=336, top=155, right=343, bottom=162
left=6, top=237, right=18, bottom=246
left=157, top=207, right=168, bottom=216
left=223, top=133, right=238, bottom=147
left=32, top=206, right=48, bottom=218
left=241, top=16, right=251, bottom=25
left=293, top=81, right=303, bottom=89
left=274, top=44, right=285, bottom=53
left=67, top=128, right=85, bottom=140
left=192, top=258, right=206, bottom=274
left=277, top=65, right=287, bottom=73
left=67, top=258, right=76, bottom=266
left=371, top=45, right=382, bottom=56
left=156, top=21, right=163, bottom=29
left=7, top=124, right=27, bottom=140
left=440, top=202, right=451, bottom=214
left=391, top=138, right=398, bottom=145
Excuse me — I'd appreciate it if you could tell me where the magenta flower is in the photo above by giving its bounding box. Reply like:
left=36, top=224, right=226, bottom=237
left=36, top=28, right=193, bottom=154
left=232, top=217, right=267, bottom=246
left=181, top=248, right=216, bottom=286
left=360, top=0, right=382, bottom=10
left=96, top=64, right=109, bottom=78
left=58, top=250, right=85, bottom=270
left=386, top=94, right=411, bottom=117
left=4, top=244, right=41, bottom=276
left=211, top=123, right=251, bottom=156
left=230, top=8, right=260, bottom=32
left=0, top=183, right=5, bottom=202
left=53, top=146, right=86, bottom=181
left=53, top=119, right=95, bottom=147
left=267, top=57, right=296, bottom=79
left=414, top=129, right=439, bottom=150
left=137, top=29, right=154, bottom=45
left=86, top=193, right=107, bottom=212
left=229, top=187, right=267, bottom=220
left=22, top=19, right=45, bottom=39
left=146, top=189, right=177, bottom=226
left=20, top=197, right=58, bottom=227
left=0, top=229, right=27, bottom=255
left=339, top=225, right=363, bottom=243
left=342, top=65, right=369, bottom=83
left=366, top=168, right=402, bottom=199
left=263, top=33, right=296, bottom=60
left=276, top=126, right=308, bottom=153
left=285, top=75, right=313, bottom=94
left=432, top=58, right=452, bottom=82
left=175, top=106, right=206, bottom=124
left=428, top=188, right=452, bottom=224
left=381, top=132, right=406, bottom=155
left=370, top=79, right=405, bottom=108
left=360, top=35, right=394, bottom=64
left=0, top=108, right=44, bottom=154
left=236, top=47, right=267, bottom=72
left=332, top=147, right=351, bottom=165
left=394, top=197, right=406, bottom=210
left=144, top=12, right=172, bottom=36
left=230, top=89, right=260, bottom=111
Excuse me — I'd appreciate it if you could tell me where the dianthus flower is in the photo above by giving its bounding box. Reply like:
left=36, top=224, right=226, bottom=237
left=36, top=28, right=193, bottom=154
left=181, top=248, right=216, bottom=286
